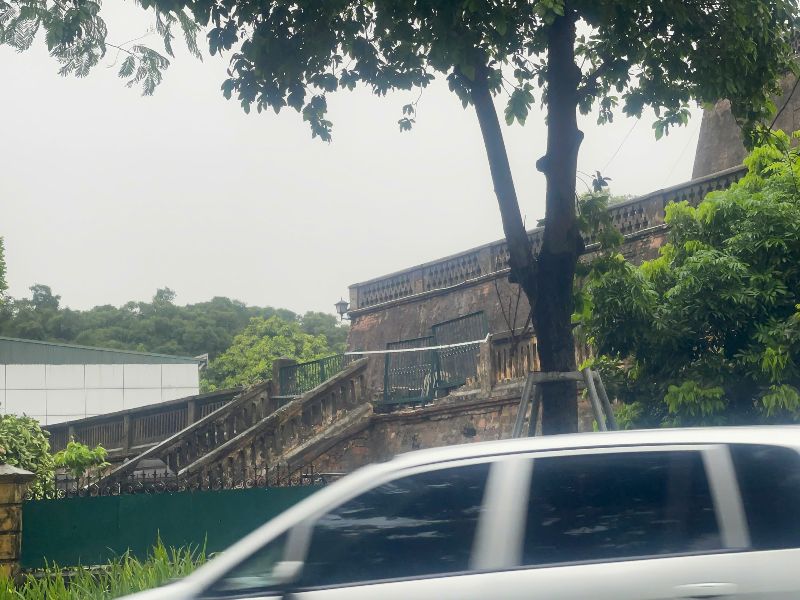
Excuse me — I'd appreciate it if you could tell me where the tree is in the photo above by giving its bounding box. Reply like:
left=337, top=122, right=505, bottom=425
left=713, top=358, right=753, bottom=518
left=203, top=315, right=332, bottom=390
left=4, top=1, right=796, bottom=432
left=53, top=439, right=109, bottom=480
left=0, top=414, right=55, bottom=498
left=585, top=133, right=800, bottom=427
left=0, top=285, right=346, bottom=360
left=161, top=0, right=795, bottom=433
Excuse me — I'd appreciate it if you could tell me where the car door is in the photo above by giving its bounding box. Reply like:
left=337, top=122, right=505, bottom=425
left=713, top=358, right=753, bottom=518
left=291, top=457, right=504, bottom=600
left=722, top=443, right=800, bottom=599
left=199, top=456, right=507, bottom=600
left=485, top=444, right=751, bottom=600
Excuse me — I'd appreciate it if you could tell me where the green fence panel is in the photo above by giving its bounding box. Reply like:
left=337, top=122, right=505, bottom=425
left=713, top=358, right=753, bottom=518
left=21, top=486, right=321, bottom=569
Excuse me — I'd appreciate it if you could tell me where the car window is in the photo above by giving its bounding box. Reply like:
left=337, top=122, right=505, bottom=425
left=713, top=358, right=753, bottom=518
left=522, top=450, right=721, bottom=566
left=729, top=444, right=800, bottom=550
left=297, top=462, right=490, bottom=588
left=202, top=532, right=289, bottom=597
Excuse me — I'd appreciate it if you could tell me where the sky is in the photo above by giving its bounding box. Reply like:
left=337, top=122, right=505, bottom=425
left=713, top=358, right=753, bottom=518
left=1, top=4, right=703, bottom=316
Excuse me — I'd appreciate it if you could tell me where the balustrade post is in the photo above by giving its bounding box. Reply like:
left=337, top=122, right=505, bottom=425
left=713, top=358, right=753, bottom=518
left=122, top=414, right=132, bottom=455
left=0, top=465, right=35, bottom=582
left=272, top=358, right=297, bottom=396
left=186, top=399, right=197, bottom=424
left=478, top=336, right=493, bottom=393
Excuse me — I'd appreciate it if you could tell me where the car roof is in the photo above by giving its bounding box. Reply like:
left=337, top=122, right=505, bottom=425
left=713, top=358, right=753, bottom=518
left=383, top=425, right=800, bottom=472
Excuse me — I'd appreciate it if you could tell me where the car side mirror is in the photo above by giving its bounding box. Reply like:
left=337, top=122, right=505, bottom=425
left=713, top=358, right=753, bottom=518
left=272, top=560, right=303, bottom=586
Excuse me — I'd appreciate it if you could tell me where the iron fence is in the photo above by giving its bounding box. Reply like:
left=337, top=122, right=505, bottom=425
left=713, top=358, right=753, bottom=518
left=278, top=354, right=353, bottom=396
left=431, top=311, right=488, bottom=391
left=36, top=464, right=335, bottom=500
left=383, top=336, right=436, bottom=406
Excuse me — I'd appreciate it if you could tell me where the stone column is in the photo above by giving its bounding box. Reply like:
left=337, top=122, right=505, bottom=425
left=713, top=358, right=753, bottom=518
left=0, top=465, right=35, bottom=581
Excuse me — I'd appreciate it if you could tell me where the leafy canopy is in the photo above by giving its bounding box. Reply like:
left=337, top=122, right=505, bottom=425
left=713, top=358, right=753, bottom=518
left=53, top=438, right=109, bottom=479
left=0, top=286, right=347, bottom=360
left=203, top=315, right=333, bottom=390
left=0, top=413, right=55, bottom=498
left=585, top=132, right=800, bottom=427
left=2, top=1, right=795, bottom=141
left=0, top=0, right=201, bottom=95
left=130, top=0, right=797, bottom=145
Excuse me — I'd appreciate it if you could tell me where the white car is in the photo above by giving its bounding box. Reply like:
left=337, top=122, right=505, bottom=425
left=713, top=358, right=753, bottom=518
left=127, top=427, right=800, bottom=600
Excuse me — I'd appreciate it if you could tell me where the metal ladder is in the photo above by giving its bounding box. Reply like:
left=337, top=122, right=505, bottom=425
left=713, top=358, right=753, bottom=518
left=511, top=368, right=618, bottom=437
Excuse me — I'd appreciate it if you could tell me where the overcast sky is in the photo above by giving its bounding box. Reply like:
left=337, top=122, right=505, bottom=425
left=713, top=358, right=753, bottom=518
left=1, top=4, right=703, bottom=316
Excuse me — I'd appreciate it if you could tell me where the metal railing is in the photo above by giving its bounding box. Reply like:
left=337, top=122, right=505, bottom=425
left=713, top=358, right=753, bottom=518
left=278, top=354, right=354, bottom=397
left=432, top=312, right=488, bottom=391
left=383, top=337, right=436, bottom=406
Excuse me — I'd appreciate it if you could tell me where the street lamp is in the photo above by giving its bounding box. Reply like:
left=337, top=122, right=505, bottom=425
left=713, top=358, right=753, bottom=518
left=334, top=298, right=350, bottom=321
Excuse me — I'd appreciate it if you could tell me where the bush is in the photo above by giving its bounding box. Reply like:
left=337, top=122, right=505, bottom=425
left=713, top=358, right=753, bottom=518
left=0, top=415, right=54, bottom=499
left=0, top=539, right=206, bottom=599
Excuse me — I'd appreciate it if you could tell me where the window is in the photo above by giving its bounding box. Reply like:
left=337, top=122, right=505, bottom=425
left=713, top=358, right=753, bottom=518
left=730, top=444, right=800, bottom=550
left=522, top=450, right=721, bottom=566
left=298, top=462, right=490, bottom=588
left=203, top=532, right=289, bottom=597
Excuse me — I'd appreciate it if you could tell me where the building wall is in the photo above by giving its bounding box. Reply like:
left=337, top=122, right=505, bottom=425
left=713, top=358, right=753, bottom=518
left=313, top=388, right=597, bottom=474
left=0, top=363, right=199, bottom=425
left=692, top=73, right=800, bottom=178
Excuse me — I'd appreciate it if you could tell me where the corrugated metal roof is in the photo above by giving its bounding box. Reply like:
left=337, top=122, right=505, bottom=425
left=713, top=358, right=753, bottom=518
left=0, top=336, right=202, bottom=365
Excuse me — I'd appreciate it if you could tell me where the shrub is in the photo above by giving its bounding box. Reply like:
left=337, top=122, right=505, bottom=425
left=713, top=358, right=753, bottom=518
left=0, top=539, right=206, bottom=599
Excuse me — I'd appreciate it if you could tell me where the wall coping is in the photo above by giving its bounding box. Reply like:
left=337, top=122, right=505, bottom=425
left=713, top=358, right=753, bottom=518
left=348, top=165, right=746, bottom=315
left=0, top=464, right=35, bottom=483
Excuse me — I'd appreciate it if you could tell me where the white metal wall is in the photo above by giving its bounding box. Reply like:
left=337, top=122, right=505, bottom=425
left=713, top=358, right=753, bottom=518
left=0, top=363, right=199, bottom=424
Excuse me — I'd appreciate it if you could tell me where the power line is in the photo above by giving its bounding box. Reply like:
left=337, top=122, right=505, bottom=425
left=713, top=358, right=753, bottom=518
left=602, top=118, right=639, bottom=172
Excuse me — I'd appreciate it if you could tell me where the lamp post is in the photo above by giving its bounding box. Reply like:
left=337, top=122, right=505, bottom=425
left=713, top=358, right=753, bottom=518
left=334, top=298, right=350, bottom=321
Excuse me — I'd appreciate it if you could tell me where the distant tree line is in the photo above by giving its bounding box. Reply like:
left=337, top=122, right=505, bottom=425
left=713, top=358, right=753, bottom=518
left=0, top=280, right=348, bottom=390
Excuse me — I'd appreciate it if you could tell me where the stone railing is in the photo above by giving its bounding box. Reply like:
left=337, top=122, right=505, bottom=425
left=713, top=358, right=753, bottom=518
left=489, top=331, right=539, bottom=386
left=99, top=381, right=278, bottom=484
left=349, top=165, right=747, bottom=312
left=44, top=387, right=242, bottom=457
left=179, top=358, right=369, bottom=487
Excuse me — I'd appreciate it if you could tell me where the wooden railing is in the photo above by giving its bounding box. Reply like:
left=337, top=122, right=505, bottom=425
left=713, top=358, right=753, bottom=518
left=349, top=166, right=747, bottom=311
left=180, top=358, right=369, bottom=487
left=99, top=381, right=279, bottom=484
left=44, top=388, right=242, bottom=455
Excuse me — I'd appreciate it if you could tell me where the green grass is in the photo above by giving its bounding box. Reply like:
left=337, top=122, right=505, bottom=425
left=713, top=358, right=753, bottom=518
left=1, top=539, right=206, bottom=600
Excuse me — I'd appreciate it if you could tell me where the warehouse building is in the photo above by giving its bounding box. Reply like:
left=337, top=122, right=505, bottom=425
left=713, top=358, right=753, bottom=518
left=0, top=336, right=202, bottom=425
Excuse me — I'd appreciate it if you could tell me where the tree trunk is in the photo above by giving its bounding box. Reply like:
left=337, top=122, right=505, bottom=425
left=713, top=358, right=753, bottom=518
left=534, top=11, right=583, bottom=434
left=470, top=64, right=538, bottom=303
left=470, top=11, right=583, bottom=435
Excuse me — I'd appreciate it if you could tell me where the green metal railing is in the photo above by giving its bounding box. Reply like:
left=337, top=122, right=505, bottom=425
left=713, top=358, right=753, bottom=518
left=383, top=336, right=436, bottom=406
left=432, top=311, right=488, bottom=391
left=382, top=311, right=489, bottom=408
left=278, top=354, right=353, bottom=396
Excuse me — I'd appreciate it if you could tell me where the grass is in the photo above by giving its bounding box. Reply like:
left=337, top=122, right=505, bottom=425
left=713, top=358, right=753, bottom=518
left=0, top=539, right=206, bottom=600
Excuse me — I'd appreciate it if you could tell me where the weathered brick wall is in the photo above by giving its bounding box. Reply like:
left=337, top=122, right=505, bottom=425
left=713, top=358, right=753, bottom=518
left=313, top=387, right=596, bottom=473
left=348, top=276, right=529, bottom=389
left=348, top=230, right=664, bottom=390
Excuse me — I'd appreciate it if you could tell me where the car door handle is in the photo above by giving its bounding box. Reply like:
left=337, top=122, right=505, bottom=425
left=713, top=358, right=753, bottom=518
left=674, top=583, right=738, bottom=598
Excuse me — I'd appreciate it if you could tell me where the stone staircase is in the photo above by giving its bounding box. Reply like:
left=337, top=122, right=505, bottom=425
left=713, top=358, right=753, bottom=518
left=100, top=358, right=369, bottom=487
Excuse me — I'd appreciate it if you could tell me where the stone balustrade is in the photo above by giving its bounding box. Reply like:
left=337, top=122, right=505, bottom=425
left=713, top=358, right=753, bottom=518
left=44, top=387, right=242, bottom=457
left=99, top=381, right=277, bottom=485
left=180, top=358, right=369, bottom=487
left=349, top=165, right=747, bottom=312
